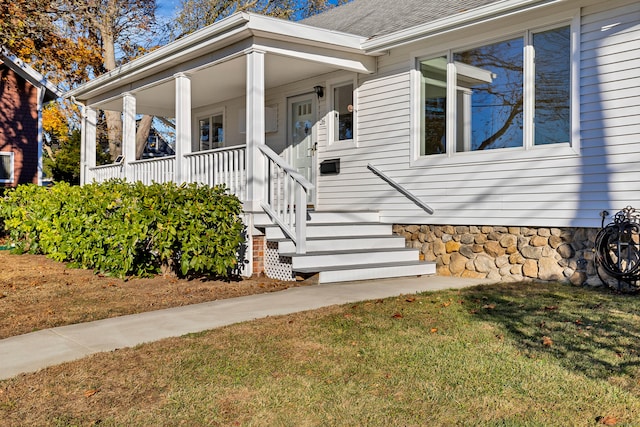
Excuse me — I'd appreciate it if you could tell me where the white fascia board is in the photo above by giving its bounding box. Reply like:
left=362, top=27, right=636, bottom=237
left=0, top=46, right=62, bottom=99
left=363, top=0, right=566, bottom=53
left=253, top=38, right=375, bottom=74
left=245, top=13, right=368, bottom=53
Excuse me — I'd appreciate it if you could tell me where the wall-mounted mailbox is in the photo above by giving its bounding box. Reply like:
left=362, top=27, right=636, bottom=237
left=320, top=158, right=340, bottom=175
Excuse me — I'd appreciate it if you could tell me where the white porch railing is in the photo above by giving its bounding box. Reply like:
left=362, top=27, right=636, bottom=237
left=185, top=145, right=247, bottom=200
left=131, top=156, right=175, bottom=185
left=259, top=145, right=313, bottom=254
left=90, top=163, right=123, bottom=182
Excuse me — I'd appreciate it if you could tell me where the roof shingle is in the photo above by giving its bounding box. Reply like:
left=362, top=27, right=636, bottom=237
left=301, top=0, right=503, bottom=39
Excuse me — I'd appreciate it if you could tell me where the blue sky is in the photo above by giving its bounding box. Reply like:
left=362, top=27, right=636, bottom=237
left=157, top=0, right=181, bottom=19
left=155, top=0, right=344, bottom=20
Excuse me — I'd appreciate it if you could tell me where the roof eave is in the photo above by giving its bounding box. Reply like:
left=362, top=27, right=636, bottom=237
left=0, top=46, right=63, bottom=99
left=362, top=0, right=566, bottom=53
left=65, top=12, right=370, bottom=102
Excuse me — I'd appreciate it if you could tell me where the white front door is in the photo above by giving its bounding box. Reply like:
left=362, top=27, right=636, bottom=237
left=287, top=94, right=317, bottom=205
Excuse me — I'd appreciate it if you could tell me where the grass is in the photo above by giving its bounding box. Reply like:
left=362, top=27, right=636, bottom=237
left=3, top=281, right=640, bottom=426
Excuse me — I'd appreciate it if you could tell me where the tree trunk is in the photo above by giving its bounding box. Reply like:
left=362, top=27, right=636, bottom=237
left=135, top=115, right=153, bottom=160
left=101, top=4, right=122, bottom=160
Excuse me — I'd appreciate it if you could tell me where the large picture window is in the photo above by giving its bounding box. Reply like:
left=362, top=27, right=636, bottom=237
left=418, top=24, right=571, bottom=157
left=0, top=152, right=13, bottom=183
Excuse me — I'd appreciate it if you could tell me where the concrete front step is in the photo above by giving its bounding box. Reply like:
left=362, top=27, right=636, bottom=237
left=274, top=235, right=406, bottom=253
left=264, top=222, right=392, bottom=240
left=295, top=260, right=437, bottom=284
left=286, top=247, right=419, bottom=270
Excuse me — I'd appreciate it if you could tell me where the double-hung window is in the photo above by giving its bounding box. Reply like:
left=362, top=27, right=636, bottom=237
left=198, top=112, right=224, bottom=151
left=0, top=152, right=13, bottom=183
left=418, top=24, right=571, bottom=157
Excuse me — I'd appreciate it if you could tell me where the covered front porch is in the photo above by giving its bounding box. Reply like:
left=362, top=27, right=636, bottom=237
left=69, top=12, right=375, bottom=257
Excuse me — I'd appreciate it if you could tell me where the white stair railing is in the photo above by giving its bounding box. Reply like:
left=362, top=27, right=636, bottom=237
left=367, top=163, right=434, bottom=214
left=258, top=145, right=314, bottom=254
left=185, top=145, right=247, bottom=200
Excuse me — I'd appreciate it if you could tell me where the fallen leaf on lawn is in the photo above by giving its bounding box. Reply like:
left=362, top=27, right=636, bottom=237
left=596, top=415, right=618, bottom=425
left=496, top=334, right=504, bottom=340
left=469, top=309, right=478, bottom=314
left=483, top=304, right=496, bottom=310
left=405, top=297, right=416, bottom=303
left=544, top=305, right=559, bottom=311
left=542, top=336, right=553, bottom=347
left=430, top=328, right=438, bottom=333
left=442, top=301, right=451, bottom=307
left=84, top=389, right=99, bottom=398
left=392, top=312, right=403, bottom=319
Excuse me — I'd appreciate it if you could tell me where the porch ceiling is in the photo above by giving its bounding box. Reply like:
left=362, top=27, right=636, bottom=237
left=93, top=51, right=340, bottom=116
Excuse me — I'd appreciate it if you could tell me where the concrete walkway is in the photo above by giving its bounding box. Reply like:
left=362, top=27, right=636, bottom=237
left=0, top=276, right=490, bottom=380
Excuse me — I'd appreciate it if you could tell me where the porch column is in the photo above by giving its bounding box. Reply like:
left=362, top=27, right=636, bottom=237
left=80, top=106, right=97, bottom=185
left=122, top=92, right=137, bottom=181
left=246, top=49, right=266, bottom=211
left=174, top=72, right=192, bottom=184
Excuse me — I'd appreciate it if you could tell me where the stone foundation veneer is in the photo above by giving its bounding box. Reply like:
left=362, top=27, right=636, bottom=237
left=394, top=225, right=601, bottom=286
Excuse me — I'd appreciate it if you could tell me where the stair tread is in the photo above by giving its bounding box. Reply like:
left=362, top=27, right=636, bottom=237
left=257, top=221, right=390, bottom=227
left=280, top=247, right=417, bottom=258
left=268, top=235, right=403, bottom=243
left=294, top=260, right=434, bottom=273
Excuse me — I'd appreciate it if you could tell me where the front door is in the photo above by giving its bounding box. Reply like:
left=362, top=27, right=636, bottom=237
left=287, top=94, right=317, bottom=205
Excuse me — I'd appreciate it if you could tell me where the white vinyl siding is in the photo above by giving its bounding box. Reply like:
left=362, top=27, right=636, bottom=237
left=315, top=0, right=640, bottom=229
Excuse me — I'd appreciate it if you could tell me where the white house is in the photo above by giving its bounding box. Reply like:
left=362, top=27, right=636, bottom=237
left=65, top=0, right=640, bottom=285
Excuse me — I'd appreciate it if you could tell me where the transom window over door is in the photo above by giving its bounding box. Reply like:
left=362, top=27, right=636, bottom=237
left=418, top=24, right=571, bottom=157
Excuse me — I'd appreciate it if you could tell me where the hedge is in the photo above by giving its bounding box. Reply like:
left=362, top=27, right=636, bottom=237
left=0, top=180, right=245, bottom=278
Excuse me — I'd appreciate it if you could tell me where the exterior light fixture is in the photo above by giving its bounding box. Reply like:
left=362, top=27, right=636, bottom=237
left=313, top=85, right=324, bottom=98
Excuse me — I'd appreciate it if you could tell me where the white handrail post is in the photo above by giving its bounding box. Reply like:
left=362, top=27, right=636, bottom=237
left=295, top=184, right=307, bottom=254
left=175, top=72, right=192, bottom=184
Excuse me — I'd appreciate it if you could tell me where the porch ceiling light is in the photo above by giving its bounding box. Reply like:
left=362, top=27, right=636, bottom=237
left=313, top=85, right=324, bottom=99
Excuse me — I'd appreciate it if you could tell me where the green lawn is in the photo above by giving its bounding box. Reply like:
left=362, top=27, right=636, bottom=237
left=3, top=281, right=640, bottom=426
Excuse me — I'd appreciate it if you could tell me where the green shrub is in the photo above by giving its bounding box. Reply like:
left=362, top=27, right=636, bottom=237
left=0, top=180, right=245, bottom=278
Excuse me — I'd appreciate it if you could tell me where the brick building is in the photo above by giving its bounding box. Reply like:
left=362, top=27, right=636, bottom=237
left=1, top=47, right=61, bottom=186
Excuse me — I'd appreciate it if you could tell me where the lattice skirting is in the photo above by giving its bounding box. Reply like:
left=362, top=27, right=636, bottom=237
left=264, top=241, right=295, bottom=281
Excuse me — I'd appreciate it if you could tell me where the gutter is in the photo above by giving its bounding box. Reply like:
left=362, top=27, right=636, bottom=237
left=362, top=0, right=566, bottom=53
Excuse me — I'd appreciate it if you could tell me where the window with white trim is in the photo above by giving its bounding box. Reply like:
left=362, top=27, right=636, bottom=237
left=198, top=112, right=224, bottom=151
left=418, top=24, right=571, bottom=156
left=0, top=152, right=14, bottom=183
left=331, top=82, right=354, bottom=143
